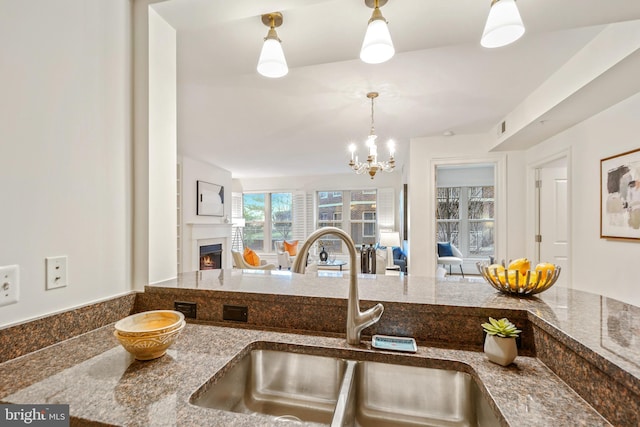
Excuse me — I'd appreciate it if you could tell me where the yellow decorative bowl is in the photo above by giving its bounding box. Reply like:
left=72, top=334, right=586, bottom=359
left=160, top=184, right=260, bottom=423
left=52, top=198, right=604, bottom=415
left=114, top=310, right=185, bottom=337
left=476, top=261, right=561, bottom=296
left=114, top=320, right=185, bottom=360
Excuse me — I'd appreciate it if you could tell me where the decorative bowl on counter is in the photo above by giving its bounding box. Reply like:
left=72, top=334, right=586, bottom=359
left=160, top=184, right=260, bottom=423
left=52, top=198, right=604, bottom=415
left=476, top=260, right=561, bottom=296
left=113, top=310, right=186, bottom=360
left=114, top=310, right=185, bottom=337
left=114, top=320, right=185, bottom=360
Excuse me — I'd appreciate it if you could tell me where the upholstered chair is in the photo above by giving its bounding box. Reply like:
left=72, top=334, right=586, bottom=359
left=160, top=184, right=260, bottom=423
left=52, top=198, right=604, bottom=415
left=392, top=241, right=408, bottom=273
left=231, top=250, right=277, bottom=270
left=436, top=242, right=464, bottom=277
left=274, top=240, right=298, bottom=270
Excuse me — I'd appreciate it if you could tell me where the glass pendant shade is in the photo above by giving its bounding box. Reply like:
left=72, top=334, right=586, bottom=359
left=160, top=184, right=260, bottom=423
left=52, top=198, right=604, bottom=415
left=360, top=18, right=395, bottom=64
left=481, top=0, right=525, bottom=48
left=257, top=37, right=288, bottom=78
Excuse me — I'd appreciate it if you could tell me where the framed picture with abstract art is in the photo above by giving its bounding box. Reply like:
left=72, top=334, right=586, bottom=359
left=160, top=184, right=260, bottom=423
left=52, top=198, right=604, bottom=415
left=601, top=148, right=640, bottom=240
left=197, top=180, right=224, bottom=217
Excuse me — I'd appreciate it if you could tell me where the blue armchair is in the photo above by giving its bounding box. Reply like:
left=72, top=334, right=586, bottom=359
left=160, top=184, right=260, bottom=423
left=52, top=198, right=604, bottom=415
left=392, top=241, right=408, bottom=272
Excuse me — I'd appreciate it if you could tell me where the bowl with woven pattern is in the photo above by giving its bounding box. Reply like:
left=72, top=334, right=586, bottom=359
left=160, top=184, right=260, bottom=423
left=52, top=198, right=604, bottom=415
left=114, top=310, right=184, bottom=337
left=114, top=320, right=185, bottom=360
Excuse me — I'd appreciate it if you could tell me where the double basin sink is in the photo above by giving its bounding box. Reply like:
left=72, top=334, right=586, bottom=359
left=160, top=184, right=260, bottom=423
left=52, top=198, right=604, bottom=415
left=190, top=348, right=500, bottom=426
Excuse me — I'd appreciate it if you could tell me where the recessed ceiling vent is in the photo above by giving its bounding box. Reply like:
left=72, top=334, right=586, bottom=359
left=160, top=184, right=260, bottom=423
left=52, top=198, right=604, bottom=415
left=499, top=120, right=506, bottom=135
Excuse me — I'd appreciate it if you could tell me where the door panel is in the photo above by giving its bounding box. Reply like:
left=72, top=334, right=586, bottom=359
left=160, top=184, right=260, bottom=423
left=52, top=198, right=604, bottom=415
left=538, top=166, right=569, bottom=287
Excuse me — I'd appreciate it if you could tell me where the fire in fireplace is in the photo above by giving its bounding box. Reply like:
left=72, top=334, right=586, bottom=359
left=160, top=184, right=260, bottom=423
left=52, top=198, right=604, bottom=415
left=199, top=244, right=222, bottom=270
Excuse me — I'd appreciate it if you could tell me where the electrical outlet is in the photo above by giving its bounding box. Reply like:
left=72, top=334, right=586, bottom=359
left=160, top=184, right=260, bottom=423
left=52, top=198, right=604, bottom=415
left=0, top=265, right=19, bottom=307
left=46, top=256, right=68, bottom=290
left=223, top=305, right=248, bottom=322
left=174, top=301, right=197, bottom=319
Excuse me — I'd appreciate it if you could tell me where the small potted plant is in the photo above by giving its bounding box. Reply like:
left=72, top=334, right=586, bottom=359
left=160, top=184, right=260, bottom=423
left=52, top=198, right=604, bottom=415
left=481, top=317, right=521, bottom=366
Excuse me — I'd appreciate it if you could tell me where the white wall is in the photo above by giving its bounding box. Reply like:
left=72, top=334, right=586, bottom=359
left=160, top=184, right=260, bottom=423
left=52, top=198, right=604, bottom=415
left=148, top=9, right=177, bottom=284
left=180, top=156, right=233, bottom=270
left=181, top=157, right=232, bottom=224
left=0, top=0, right=132, bottom=326
left=408, top=135, right=526, bottom=278
left=526, top=91, right=640, bottom=307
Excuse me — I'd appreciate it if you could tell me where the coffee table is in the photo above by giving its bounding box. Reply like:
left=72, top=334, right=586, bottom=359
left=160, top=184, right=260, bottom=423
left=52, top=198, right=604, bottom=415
left=317, top=260, right=348, bottom=271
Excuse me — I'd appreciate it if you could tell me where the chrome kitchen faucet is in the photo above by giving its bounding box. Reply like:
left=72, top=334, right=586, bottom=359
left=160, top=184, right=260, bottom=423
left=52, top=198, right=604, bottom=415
left=292, top=227, right=384, bottom=345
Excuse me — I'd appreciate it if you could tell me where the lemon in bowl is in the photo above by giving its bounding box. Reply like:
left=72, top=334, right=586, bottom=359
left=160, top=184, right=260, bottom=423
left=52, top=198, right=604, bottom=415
left=477, top=260, right=561, bottom=296
left=535, top=262, right=556, bottom=282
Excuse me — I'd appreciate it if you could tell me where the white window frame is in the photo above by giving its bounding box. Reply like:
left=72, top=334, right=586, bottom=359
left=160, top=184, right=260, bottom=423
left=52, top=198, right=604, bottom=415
left=316, top=190, right=382, bottom=252
left=243, top=192, right=293, bottom=252
left=436, top=185, right=494, bottom=258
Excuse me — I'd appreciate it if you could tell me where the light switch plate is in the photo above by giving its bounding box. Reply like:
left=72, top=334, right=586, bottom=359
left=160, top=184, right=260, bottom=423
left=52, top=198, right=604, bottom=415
left=46, top=256, right=68, bottom=290
left=0, top=265, right=19, bottom=307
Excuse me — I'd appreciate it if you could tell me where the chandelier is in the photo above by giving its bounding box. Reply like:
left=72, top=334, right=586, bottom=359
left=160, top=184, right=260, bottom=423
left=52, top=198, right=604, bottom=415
left=348, top=92, right=396, bottom=179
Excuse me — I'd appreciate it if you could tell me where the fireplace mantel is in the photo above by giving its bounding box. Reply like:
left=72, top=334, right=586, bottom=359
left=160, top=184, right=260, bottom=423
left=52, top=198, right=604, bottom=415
left=187, top=222, right=231, bottom=236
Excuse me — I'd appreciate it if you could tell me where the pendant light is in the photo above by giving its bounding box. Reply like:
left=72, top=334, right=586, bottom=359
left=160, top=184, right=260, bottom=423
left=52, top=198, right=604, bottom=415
left=360, top=0, right=395, bottom=64
left=257, top=12, right=288, bottom=78
left=481, top=0, right=525, bottom=48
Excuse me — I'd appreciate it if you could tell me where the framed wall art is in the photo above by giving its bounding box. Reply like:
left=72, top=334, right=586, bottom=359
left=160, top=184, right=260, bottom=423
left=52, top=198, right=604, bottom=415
left=601, top=148, right=640, bottom=240
left=197, top=180, right=224, bottom=217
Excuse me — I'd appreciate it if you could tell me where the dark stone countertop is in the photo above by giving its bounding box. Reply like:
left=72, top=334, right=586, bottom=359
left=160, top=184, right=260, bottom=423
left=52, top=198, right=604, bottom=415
left=152, top=269, right=640, bottom=388
left=0, top=323, right=610, bottom=426
left=1, top=269, right=638, bottom=426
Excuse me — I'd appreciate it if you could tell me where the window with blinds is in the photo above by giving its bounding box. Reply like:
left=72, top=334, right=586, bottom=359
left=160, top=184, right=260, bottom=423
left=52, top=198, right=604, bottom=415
left=315, top=188, right=395, bottom=253
left=238, top=188, right=394, bottom=254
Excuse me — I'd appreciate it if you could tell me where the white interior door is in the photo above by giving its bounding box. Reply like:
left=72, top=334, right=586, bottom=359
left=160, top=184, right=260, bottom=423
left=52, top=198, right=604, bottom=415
left=537, top=164, right=569, bottom=287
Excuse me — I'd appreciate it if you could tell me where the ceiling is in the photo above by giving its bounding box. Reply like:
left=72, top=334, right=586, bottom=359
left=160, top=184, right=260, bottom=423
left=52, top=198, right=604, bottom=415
left=151, top=0, right=640, bottom=179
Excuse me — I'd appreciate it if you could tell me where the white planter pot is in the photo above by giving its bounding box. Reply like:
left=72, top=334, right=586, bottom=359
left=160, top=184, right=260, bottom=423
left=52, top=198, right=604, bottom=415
left=484, top=335, right=517, bottom=366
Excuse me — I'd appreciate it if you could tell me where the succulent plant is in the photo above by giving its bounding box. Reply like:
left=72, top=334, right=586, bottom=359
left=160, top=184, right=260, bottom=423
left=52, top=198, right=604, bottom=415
left=482, top=317, right=521, bottom=338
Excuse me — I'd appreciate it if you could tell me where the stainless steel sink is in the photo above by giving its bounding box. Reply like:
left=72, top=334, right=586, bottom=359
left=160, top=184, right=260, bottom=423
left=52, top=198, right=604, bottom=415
left=190, top=350, right=347, bottom=425
left=337, top=361, right=499, bottom=427
left=191, top=349, right=500, bottom=426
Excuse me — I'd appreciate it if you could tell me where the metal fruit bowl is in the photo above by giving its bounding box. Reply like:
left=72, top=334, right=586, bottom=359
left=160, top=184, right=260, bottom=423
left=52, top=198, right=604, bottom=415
left=476, top=261, right=561, bottom=296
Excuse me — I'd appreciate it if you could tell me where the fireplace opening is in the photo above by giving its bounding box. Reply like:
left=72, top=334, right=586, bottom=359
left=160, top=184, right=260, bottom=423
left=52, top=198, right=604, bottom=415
left=200, top=244, right=222, bottom=270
